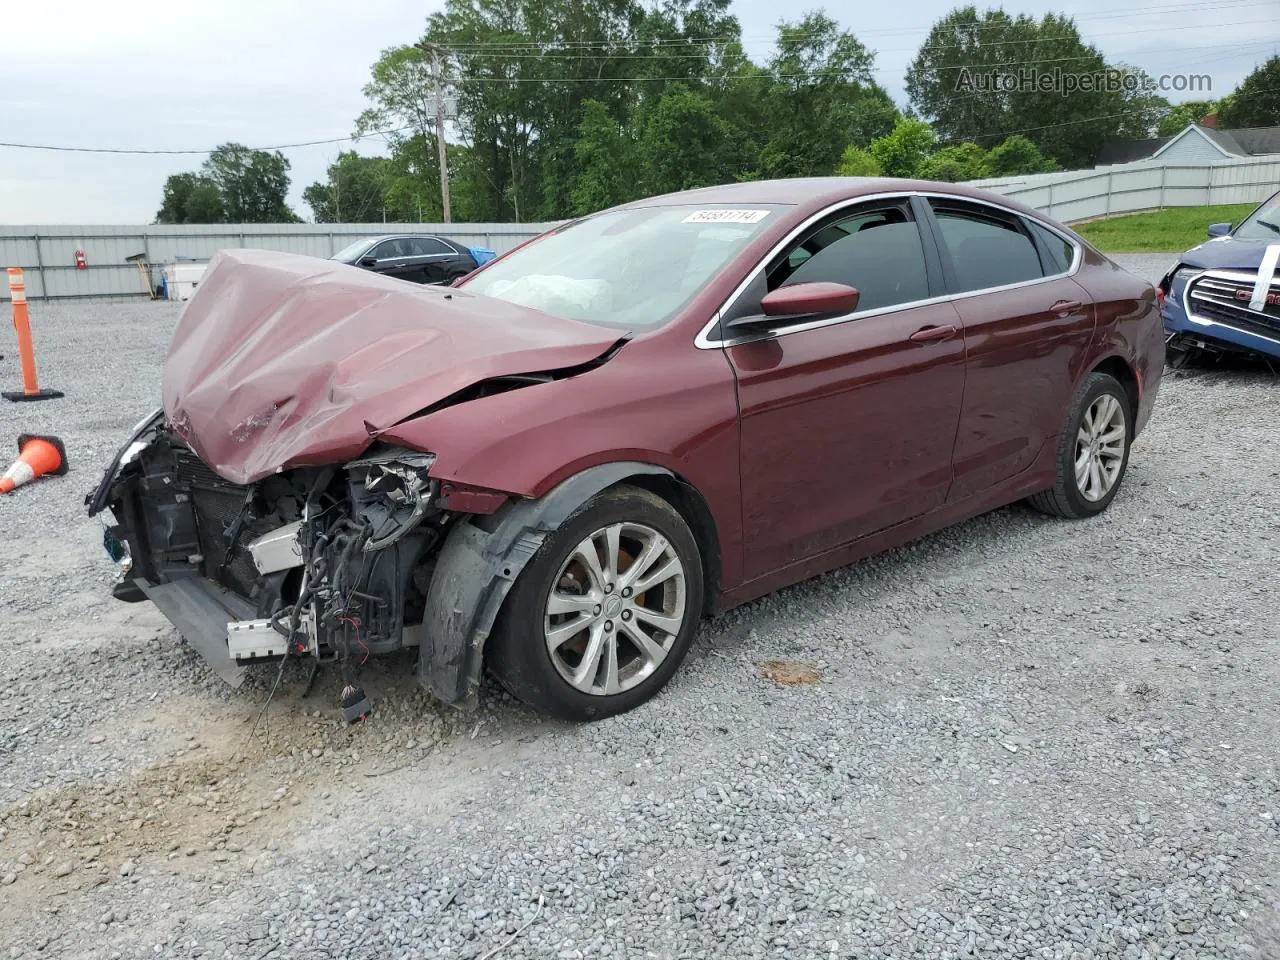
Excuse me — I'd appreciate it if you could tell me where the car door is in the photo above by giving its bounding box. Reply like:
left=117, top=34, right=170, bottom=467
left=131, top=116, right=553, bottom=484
left=365, top=239, right=412, bottom=281
left=722, top=198, right=967, bottom=580
left=922, top=198, right=1096, bottom=502
left=410, top=237, right=457, bottom=284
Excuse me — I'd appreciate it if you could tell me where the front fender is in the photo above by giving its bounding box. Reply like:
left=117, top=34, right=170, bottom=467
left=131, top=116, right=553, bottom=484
left=418, top=461, right=671, bottom=708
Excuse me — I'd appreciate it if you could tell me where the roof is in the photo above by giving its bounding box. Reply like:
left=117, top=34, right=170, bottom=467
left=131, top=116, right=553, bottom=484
left=1198, top=126, right=1249, bottom=156
left=1098, top=123, right=1280, bottom=165
left=1096, top=136, right=1171, bottom=165
left=616, top=176, right=1059, bottom=228
left=1227, top=126, right=1280, bottom=156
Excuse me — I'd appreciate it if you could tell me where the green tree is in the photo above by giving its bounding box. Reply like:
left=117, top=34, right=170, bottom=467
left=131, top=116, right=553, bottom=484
left=1218, top=56, right=1280, bottom=128
left=835, top=146, right=881, bottom=177
left=202, top=144, right=299, bottom=223
left=985, top=135, right=1058, bottom=176
left=920, top=142, right=990, bottom=182
left=869, top=118, right=936, bottom=178
left=906, top=8, right=1133, bottom=169
left=184, top=179, right=226, bottom=223
left=1112, top=66, right=1170, bottom=140
left=155, top=172, right=225, bottom=224
left=758, top=13, right=899, bottom=179
left=637, top=87, right=732, bottom=196
left=354, top=46, right=450, bottom=215
left=303, top=152, right=391, bottom=223
left=1156, top=100, right=1217, bottom=136
left=571, top=100, right=639, bottom=215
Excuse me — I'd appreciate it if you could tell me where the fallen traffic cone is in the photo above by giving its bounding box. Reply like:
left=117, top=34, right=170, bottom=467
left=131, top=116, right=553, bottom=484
left=3, top=268, right=63, bottom=402
left=0, top=433, right=68, bottom=494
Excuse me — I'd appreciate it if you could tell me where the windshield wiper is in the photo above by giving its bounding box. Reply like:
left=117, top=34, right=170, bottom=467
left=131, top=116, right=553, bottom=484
left=1254, top=218, right=1280, bottom=235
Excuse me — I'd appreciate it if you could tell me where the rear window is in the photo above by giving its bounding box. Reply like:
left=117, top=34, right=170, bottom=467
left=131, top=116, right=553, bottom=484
left=1027, top=221, right=1075, bottom=275
left=931, top=201, right=1044, bottom=293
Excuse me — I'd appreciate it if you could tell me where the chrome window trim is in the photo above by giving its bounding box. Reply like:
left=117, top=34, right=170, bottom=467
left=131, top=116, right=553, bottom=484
left=1180, top=267, right=1280, bottom=346
left=694, top=189, right=1083, bottom=350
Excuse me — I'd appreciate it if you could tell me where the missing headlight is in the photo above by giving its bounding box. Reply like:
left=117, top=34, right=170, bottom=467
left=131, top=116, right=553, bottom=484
left=348, top=449, right=437, bottom=551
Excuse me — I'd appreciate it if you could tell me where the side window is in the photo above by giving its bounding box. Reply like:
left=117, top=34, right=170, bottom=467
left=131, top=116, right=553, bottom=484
left=370, top=240, right=403, bottom=260
left=930, top=201, right=1044, bottom=293
left=409, top=237, right=452, bottom=256
left=766, top=204, right=931, bottom=314
left=1026, top=220, right=1075, bottom=275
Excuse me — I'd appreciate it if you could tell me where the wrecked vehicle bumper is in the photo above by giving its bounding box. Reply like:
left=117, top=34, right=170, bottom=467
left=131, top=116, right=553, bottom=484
left=88, top=417, right=481, bottom=702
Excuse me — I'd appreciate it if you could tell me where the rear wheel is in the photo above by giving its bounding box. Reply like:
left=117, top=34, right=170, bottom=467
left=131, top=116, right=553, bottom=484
left=487, top=485, right=703, bottom=721
left=1027, top=371, right=1131, bottom=519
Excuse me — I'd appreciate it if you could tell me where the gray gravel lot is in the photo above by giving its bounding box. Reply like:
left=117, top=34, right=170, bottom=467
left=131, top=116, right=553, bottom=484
left=1, top=255, right=1278, bottom=959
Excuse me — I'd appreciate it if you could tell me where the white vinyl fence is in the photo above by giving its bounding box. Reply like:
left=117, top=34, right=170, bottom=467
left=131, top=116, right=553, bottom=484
left=969, top=155, right=1280, bottom=224
left=0, top=222, right=554, bottom=301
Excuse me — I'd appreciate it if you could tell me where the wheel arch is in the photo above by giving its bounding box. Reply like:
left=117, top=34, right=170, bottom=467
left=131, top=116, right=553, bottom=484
left=416, top=460, right=720, bottom=708
left=1089, top=354, right=1140, bottom=420
left=617, top=472, right=721, bottom=616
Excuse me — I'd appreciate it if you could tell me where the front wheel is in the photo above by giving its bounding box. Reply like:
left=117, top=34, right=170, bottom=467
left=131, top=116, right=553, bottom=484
left=1027, top=371, right=1132, bottom=519
left=487, top=485, right=704, bottom=721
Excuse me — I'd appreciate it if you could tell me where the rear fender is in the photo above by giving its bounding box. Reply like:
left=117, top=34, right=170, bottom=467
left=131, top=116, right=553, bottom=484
left=418, top=461, right=670, bottom=707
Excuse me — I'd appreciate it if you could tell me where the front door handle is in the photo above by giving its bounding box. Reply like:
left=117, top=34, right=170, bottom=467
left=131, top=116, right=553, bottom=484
left=909, top=323, right=958, bottom=344
left=1051, top=299, right=1083, bottom=316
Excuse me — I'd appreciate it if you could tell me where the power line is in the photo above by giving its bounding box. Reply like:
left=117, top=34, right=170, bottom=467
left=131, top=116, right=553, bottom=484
left=447, top=37, right=1268, bottom=78
left=444, top=15, right=1275, bottom=60
left=0, top=126, right=413, bottom=156
left=434, top=0, right=1274, bottom=52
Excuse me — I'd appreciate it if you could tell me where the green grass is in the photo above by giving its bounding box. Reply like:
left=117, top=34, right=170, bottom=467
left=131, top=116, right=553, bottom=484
left=1074, top=204, right=1258, bottom=253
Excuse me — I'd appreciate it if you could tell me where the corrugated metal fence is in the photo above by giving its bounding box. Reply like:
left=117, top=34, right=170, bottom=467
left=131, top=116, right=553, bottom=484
left=0, top=222, right=555, bottom=301
left=971, top=155, right=1280, bottom=224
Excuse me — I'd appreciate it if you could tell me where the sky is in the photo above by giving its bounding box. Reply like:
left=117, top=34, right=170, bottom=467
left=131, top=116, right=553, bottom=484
left=1, top=0, right=1276, bottom=224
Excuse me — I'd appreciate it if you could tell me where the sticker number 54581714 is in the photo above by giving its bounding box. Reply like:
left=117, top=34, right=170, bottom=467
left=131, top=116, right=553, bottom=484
left=682, top=209, right=771, bottom=224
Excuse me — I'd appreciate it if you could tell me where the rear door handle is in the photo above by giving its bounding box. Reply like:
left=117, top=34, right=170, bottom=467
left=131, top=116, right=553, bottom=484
left=1051, top=299, right=1083, bottom=316
left=909, top=324, right=958, bottom=344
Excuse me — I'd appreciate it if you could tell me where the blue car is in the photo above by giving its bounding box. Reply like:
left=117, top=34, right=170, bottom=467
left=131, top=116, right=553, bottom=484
left=1159, top=188, right=1280, bottom=365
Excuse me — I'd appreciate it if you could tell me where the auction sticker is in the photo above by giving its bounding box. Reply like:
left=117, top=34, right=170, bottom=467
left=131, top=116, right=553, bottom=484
left=682, top=209, right=771, bottom=224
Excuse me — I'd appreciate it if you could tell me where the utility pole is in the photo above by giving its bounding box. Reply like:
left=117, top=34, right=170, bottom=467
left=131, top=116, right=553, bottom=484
left=414, top=41, right=452, bottom=223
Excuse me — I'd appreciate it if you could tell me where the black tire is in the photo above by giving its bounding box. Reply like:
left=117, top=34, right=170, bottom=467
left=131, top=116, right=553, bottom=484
left=1027, top=372, right=1132, bottom=519
left=487, top=485, right=704, bottom=721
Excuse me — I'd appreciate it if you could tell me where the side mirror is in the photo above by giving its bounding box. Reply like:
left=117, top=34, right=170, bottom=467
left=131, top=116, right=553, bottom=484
left=359, top=256, right=378, bottom=267
left=725, top=282, right=860, bottom=334
left=1207, top=222, right=1232, bottom=238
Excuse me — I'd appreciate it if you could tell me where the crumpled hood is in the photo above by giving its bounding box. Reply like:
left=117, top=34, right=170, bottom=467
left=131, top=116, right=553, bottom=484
left=1178, top=236, right=1279, bottom=271
left=163, top=249, right=622, bottom=484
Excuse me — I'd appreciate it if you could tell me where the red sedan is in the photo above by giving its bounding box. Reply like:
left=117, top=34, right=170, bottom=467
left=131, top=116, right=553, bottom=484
left=89, top=178, right=1164, bottom=721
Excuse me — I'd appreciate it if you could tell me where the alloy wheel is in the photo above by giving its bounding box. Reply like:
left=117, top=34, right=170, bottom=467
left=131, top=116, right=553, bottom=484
left=543, top=522, right=687, bottom=696
left=1074, top=393, right=1127, bottom=502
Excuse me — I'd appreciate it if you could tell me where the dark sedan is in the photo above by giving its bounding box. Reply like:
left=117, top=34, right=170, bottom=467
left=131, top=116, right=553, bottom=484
left=331, top=234, right=478, bottom=285
left=91, top=178, right=1163, bottom=721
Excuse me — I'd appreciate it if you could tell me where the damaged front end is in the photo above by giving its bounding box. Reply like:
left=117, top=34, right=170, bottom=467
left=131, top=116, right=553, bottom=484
left=87, top=415, right=479, bottom=694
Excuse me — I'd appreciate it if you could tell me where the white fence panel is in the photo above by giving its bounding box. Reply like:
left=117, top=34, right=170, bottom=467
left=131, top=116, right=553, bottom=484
left=0, top=222, right=557, bottom=301
left=972, top=156, right=1280, bottom=223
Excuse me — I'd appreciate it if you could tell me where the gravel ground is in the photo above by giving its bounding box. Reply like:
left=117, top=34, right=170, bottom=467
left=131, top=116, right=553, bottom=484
left=1, top=256, right=1278, bottom=959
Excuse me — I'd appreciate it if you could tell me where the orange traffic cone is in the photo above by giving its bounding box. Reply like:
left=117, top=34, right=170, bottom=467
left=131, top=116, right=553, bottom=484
left=0, top=434, right=68, bottom=494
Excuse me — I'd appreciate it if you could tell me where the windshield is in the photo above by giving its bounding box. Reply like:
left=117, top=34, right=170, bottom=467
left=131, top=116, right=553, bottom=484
left=332, top=237, right=378, bottom=261
left=461, top=205, right=785, bottom=329
left=1233, top=190, right=1280, bottom=241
